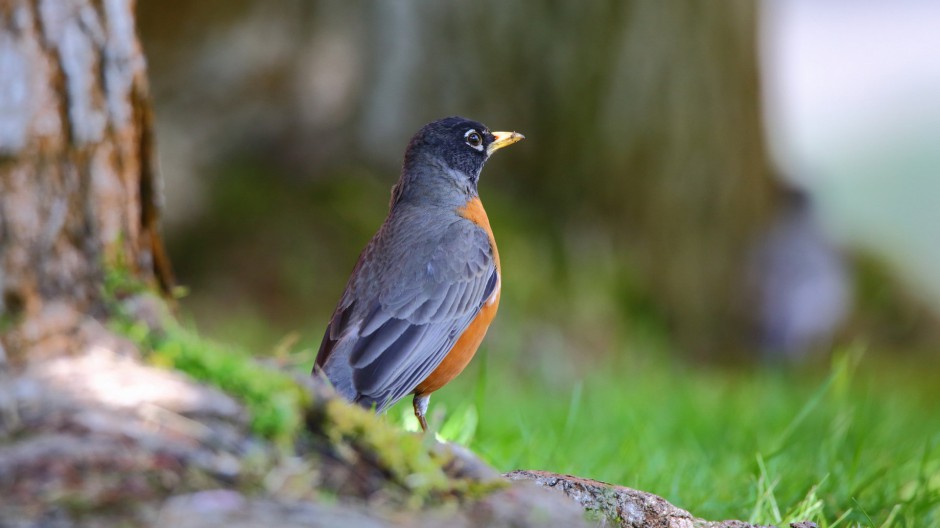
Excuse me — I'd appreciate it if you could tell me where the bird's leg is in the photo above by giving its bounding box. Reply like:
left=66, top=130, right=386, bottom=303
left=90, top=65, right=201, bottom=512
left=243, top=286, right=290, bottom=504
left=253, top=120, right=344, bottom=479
left=413, top=394, right=430, bottom=432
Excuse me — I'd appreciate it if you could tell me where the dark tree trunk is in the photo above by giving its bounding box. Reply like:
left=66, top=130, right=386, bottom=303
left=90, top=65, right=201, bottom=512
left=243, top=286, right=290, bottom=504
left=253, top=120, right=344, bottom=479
left=0, top=0, right=171, bottom=361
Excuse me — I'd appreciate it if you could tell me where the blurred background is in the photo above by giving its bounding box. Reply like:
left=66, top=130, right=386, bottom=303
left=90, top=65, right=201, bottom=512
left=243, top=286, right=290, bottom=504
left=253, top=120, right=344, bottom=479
left=135, top=1, right=940, bottom=522
left=138, top=0, right=940, bottom=364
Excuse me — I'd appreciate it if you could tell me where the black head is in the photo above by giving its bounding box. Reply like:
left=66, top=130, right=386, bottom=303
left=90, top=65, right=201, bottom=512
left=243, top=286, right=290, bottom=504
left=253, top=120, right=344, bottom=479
left=400, top=116, right=524, bottom=193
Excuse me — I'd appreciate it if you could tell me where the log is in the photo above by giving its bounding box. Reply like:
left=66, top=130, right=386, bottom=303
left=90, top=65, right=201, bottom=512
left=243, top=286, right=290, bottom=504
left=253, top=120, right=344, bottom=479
left=506, top=470, right=817, bottom=528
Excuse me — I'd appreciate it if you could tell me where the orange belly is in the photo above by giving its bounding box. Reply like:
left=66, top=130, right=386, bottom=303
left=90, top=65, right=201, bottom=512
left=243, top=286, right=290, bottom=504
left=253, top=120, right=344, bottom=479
left=414, top=289, right=500, bottom=395
left=415, top=196, right=501, bottom=395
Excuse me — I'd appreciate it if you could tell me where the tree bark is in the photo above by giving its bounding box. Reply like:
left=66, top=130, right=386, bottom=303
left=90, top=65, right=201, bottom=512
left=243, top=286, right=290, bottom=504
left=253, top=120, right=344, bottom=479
left=507, top=470, right=816, bottom=528
left=0, top=0, right=172, bottom=361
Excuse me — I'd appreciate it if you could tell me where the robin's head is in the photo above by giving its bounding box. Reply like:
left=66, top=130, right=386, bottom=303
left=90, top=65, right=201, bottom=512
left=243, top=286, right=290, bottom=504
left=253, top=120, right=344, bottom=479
left=395, top=116, right=524, bottom=205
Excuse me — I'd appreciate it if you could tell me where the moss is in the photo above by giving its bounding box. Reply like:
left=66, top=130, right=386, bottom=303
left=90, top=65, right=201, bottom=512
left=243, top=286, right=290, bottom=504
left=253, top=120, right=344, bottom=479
left=146, top=323, right=309, bottom=446
left=581, top=485, right=624, bottom=525
left=324, top=399, right=450, bottom=495
left=102, top=266, right=307, bottom=446
left=318, top=398, right=506, bottom=507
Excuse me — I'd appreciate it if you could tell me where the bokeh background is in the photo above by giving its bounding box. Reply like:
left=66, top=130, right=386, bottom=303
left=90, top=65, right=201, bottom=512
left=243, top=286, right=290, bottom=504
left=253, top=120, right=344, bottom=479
left=136, top=1, right=940, bottom=523
left=138, top=0, right=940, bottom=361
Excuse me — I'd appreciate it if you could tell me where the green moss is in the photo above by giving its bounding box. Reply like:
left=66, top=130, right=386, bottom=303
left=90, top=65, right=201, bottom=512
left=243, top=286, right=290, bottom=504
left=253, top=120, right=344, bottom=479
left=147, top=322, right=310, bottom=445
left=325, top=399, right=448, bottom=491
left=102, top=267, right=308, bottom=446
left=581, top=486, right=624, bottom=526
left=320, top=398, right=506, bottom=506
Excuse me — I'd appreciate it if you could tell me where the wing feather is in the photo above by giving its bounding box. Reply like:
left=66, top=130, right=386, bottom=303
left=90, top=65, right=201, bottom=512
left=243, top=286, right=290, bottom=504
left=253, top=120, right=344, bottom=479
left=349, top=315, right=413, bottom=368
left=315, top=208, right=498, bottom=412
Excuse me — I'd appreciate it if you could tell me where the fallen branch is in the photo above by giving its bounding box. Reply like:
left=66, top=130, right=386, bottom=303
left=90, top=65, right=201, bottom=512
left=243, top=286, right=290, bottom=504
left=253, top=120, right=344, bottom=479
left=507, top=470, right=817, bottom=528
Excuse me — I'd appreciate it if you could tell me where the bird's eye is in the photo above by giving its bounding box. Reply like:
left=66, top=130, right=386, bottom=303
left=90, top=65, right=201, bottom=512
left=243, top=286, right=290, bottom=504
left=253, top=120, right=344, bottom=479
left=465, top=130, right=483, bottom=150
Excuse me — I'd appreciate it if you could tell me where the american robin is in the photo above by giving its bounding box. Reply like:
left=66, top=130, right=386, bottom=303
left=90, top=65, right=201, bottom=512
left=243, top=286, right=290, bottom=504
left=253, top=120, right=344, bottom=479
left=313, top=116, right=524, bottom=431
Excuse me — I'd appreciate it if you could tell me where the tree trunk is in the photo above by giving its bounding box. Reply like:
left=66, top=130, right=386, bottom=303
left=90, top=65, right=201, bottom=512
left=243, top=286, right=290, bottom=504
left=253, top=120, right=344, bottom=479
left=0, top=0, right=171, bottom=361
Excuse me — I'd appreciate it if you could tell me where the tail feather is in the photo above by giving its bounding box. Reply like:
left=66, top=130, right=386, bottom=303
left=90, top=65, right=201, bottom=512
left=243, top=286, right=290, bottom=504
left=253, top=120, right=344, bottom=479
left=314, top=333, right=357, bottom=401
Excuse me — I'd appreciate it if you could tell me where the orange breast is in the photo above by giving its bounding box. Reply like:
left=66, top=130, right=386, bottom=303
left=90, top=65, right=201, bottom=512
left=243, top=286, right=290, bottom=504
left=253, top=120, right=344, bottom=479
left=414, top=197, right=500, bottom=396
left=414, top=289, right=499, bottom=395
left=455, top=197, right=500, bottom=269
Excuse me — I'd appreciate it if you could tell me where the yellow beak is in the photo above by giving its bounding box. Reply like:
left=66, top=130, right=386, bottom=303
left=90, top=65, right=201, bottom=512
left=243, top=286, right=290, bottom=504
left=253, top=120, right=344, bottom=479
left=487, top=131, right=525, bottom=155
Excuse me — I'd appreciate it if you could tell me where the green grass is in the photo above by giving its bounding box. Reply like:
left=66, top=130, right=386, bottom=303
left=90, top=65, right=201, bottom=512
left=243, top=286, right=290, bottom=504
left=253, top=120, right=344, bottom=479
left=382, top=346, right=940, bottom=527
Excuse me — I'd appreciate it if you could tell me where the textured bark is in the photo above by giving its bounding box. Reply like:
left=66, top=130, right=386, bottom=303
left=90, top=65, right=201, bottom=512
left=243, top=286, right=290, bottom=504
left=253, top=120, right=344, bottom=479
left=506, top=470, right=816, bottom=528
left=0, top=311, right=251, bottom=526
left=0, top=0, right=172, bottom=362
left=158, top=482, right=593, bottom=528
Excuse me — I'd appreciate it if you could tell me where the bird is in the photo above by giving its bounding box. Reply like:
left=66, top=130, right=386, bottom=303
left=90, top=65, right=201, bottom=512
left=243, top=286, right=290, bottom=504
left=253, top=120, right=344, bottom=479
left=313, top=116, right=524, bottom=432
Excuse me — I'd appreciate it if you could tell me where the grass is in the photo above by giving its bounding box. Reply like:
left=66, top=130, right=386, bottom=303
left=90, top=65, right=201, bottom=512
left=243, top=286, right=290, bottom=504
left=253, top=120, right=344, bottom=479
left=380, top=345, right=940, bottom=527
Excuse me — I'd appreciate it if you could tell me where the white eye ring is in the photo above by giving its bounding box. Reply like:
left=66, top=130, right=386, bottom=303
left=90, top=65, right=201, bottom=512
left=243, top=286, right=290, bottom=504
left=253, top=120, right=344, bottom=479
left=464, top=129, right=484, bottom=151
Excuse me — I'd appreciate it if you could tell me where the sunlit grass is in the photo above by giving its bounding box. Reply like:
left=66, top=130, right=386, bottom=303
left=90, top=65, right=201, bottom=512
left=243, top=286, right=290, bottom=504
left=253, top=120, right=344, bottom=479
left=386, top=346, right=940, bottom=527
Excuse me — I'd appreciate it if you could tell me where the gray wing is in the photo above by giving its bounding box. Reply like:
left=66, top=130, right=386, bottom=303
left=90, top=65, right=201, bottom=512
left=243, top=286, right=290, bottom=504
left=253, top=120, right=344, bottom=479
left=315, top=214, right=497, bottom=412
